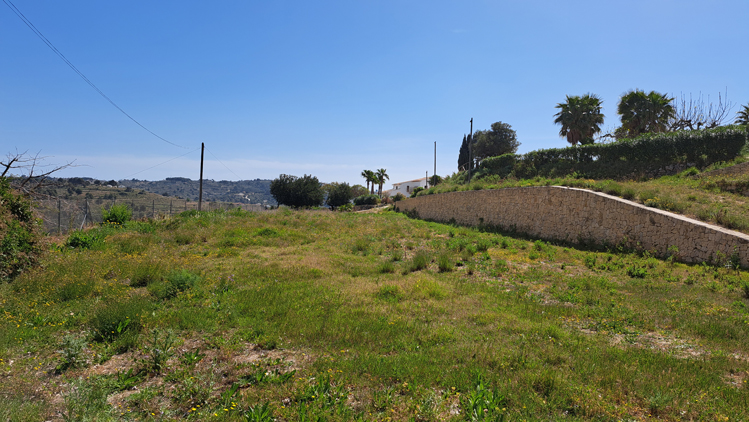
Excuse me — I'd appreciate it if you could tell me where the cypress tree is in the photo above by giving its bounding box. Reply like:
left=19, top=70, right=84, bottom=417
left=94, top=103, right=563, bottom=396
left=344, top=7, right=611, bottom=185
left=458, top=134, right=469, bottom=171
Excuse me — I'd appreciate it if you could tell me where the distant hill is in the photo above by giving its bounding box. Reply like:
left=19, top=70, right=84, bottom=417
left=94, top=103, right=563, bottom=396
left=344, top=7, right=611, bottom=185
left=119, top=178, right=275, bottom=205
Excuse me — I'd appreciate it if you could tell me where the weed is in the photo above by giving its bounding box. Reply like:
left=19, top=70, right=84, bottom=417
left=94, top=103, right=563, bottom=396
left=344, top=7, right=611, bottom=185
left=626, top=265, right=648, bottom=278
left=244, top=402, right=273, bottom=422
left=56, top=334, right=87, bottom=373
left=377, top=260, right=395, bottom=274
left=139, top=329, right=177, bottom=375
left=179, top=349, right=205, bottom=366
left=57, top=280, right=95, bottom=302
left=148, top=269, right=200, bottom=299
left=405, top=250, right=430, bottom=273
left=461, top=375, right=507, bottom=422
left=437, top=253, right=454, bottom=272
left=90, top=296, right=149, bottom=342
left=376, top=285, right=403, bottom=302
left=741, top=281, right=749, bottom=299
left=130, top=261, right=163, bottom=287
left=60, top=378, right=111, bottom=422
left=109, top=368, right=143, bottom=392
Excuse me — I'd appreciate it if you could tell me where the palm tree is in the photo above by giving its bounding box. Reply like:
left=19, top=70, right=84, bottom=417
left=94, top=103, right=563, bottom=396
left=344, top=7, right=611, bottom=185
left=617, top=90, right=674, bottom=138
left=736, top=104, right=749, bottom=126
left=361, top=170, right=377, bottom=195
left=375, top=168, right=389, bottom=198
left=553, top=94, right=604, bottom=145
left=361, top=170, right=375, bottom=194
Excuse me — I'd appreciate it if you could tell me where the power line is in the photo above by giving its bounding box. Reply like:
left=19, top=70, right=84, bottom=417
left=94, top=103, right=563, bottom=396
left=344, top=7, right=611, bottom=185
left=205, top=146, right=243, bottom=180
left=123, top=147, right=201, bottom=179
left=2, top=0, right=187, bottom=149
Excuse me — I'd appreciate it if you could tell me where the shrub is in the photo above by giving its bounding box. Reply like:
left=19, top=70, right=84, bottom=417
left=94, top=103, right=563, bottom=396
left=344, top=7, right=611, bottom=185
left=353, top=194, right=380, bottom=206
left=130, top=261, right=164, bottom=287
left=101, top=203, right=132, bottom=225
left=0, top=177, right=43, bottom=280
left=406, top=250, right=430, bottom=273
left=478, top=126, right=748, bottom=180
left=65, top=229, right=102, bottom=249
left=437, top=253, right=454, bottom=272
left=149, top=269, right=200, bottom=300
left=90, top=296, right=150, bottom=342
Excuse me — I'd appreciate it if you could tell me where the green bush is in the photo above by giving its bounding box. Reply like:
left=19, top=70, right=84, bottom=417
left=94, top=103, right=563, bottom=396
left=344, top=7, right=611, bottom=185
left=130, top=261, right=164, bottom=287
left=353, top=194, right=380, bottom=206
left=90, top=296, right=150, bottom=342
left=65, top=230, right=102, bottom=250
left=148, top=269, right=200, bottom=300
left=477, top=126, right=747, bottom=180
left=101, top=203, right=132, bottom=225
left=0, top=177, right=43, bottom=280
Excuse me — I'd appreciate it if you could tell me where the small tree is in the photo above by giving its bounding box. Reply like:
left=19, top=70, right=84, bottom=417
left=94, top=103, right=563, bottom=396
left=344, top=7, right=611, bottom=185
left=472, top=122, right=520, bottom=162
left=325, top=182, right=353, bottom=209
left=270, top=174, right=324, bottom=208
left=458, top=134, right=470, bottom=171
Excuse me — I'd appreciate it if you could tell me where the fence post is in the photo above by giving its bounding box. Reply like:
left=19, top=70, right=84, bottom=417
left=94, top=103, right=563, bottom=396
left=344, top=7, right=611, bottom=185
left=185, top=200, right=187, bottom=211
left=170, top=200, right=172, bottom=215
left=152, top=200, right=155, bottom=219
left=57, top=197, right=61, bottom=235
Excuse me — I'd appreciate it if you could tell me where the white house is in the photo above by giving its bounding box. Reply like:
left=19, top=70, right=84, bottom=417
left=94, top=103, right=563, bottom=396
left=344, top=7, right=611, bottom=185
left=384, top=177, right=428, bottom=197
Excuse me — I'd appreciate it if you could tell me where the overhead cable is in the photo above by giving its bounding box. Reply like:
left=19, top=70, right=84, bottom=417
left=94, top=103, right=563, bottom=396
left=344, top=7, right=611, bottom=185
left=123, top=147, right=201, bottom=179
left=205, top=146, right=243, bottom=180
left=2, top=0, right=188, bottom=149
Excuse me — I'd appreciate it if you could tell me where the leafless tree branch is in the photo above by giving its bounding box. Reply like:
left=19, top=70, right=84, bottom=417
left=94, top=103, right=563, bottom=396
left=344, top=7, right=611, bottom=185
left=670, top=89, right=736, bottom=131
left=1, top=150, right=76, bottom=197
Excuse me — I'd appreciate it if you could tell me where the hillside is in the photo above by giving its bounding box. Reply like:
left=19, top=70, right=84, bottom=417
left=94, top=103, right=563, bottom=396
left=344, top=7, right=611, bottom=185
left=118, top=177, right=274, bottom=205
left=1, top=208, right=748, bottom=420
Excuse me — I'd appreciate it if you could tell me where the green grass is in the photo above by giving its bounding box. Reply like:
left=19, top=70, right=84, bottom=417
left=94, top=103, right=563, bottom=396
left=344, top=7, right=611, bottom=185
left=1, top=208, right=749, bottom=420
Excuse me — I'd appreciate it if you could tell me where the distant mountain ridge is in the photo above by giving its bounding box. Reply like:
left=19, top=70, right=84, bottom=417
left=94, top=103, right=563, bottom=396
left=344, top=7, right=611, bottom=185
left=119, top=178, right=275, bottom=205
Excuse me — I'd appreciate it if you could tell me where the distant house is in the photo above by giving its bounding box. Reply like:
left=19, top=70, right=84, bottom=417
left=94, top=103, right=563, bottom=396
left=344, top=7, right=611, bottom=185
left=384, top=177, right=428, bottom=197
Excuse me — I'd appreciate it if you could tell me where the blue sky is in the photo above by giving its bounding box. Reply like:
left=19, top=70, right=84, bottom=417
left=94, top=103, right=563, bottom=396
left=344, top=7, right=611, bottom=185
left=2, top=0, right=748, bottom=187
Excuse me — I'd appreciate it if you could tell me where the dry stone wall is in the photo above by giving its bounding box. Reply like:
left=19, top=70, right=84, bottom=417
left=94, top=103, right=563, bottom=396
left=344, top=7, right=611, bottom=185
left=395, top=186, right=749, bottom=267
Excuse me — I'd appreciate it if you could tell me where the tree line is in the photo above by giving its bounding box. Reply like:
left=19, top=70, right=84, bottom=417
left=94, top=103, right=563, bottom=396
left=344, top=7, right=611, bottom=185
left=459, top=91, right=749, bottom=171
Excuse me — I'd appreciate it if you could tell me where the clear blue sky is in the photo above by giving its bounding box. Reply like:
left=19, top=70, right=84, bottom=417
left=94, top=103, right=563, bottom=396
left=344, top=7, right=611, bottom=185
left=3, top=0, right=748, bottom=187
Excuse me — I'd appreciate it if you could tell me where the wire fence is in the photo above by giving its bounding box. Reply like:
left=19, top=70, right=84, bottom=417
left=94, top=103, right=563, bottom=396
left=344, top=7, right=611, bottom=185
left=35, top=198, right=267, bottom=235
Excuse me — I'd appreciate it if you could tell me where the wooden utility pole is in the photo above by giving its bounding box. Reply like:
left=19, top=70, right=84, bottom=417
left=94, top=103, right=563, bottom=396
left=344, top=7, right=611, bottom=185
left=434, top=141, right=436, bottom=186
left=198, top=142, right=205, bottom=211
left=468, top=118, right=473, bottom=183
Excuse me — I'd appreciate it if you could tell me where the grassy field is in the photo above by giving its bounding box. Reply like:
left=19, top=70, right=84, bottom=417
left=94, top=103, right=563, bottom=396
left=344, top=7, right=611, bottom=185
left=2, top=207, right=749, bottom=421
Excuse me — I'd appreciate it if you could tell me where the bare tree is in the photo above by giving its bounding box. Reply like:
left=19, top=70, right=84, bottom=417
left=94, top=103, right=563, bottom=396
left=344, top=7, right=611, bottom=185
left=670, top=90, right=736, bottom=131
left=1, top=151, right=75, bottom=197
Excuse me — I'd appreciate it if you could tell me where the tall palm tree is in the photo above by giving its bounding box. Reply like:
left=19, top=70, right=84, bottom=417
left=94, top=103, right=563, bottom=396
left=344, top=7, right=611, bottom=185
left=553, top=94, right=604, bottom=145
left=375, top=168, right=389, bottom=198
left=736, top=104, right=749, bottom=126
left=361, top=170, right=374, bottom=194
left=617, top=90, right=674, bottom=138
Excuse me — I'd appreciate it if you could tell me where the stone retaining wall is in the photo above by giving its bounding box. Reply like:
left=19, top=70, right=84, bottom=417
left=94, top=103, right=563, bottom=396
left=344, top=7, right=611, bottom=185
left=395, top=187, right=749, bottom=267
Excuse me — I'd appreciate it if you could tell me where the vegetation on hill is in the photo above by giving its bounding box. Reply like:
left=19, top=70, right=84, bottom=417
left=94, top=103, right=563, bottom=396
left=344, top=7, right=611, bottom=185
left=119, top=178, right=274, bottom=205
left=1, top=208, right=749, bottom=420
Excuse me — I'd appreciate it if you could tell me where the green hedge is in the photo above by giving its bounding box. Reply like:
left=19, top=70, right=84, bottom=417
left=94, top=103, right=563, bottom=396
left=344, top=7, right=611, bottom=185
left=478, top=126, right=747, bottom=180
